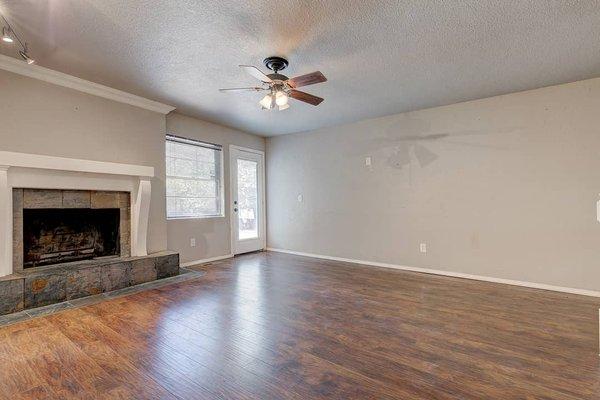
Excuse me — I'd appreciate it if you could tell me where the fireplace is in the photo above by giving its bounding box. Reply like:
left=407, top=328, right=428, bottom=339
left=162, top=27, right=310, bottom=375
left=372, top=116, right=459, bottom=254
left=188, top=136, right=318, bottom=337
left=23, top=208, right=120, bottom=268
left=0, top=156, right=181, bottom=316
left=13, top=189, right=131, bottom=272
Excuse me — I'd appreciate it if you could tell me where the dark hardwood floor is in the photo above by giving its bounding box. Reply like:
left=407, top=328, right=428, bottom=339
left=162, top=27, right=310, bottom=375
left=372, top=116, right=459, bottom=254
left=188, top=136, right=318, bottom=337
left=1, top=251, right=600, bottom=399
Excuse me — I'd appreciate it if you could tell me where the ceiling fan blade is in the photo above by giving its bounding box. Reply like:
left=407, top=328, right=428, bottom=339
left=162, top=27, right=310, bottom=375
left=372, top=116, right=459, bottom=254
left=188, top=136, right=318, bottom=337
left=287, top=71, right=327, bottom=88
left=290, top=90, right=324, bottom=106
left=239, top=65, right=273, bottom=83
left=219, top=87, right=266, bottom=92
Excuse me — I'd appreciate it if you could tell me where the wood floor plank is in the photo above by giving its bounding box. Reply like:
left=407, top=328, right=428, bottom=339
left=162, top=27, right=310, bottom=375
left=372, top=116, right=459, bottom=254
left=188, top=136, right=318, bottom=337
left=46, top=309, right=179, bottom=400
left=1, top=251, right=600, bottom=399
left=0, top=320, right=50, bottom=398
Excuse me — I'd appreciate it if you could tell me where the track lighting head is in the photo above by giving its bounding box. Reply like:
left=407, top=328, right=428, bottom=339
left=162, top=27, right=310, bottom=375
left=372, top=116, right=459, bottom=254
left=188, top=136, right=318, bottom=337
left=19, top=47, right=34, bottom=64
left=2, top=27, right=13, bottom=43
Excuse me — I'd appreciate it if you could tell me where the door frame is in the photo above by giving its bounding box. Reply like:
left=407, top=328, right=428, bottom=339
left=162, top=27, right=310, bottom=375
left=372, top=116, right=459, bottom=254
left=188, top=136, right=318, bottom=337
left=229, top=145, right=266, bottom=255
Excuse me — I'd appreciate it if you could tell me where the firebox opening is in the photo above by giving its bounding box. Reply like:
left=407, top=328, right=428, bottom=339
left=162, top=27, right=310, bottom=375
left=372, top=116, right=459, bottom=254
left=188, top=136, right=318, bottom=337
left=23, top=208, right=120, bottom=268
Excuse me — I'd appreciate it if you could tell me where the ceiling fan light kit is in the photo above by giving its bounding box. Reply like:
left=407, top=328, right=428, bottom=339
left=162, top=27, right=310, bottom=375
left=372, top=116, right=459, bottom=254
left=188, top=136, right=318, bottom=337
left=220, top=56, right=327, bottom=111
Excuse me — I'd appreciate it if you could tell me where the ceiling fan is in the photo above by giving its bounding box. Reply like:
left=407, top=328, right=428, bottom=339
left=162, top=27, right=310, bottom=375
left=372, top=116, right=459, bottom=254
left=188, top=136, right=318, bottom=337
left=219, top=56, right=327, bottom=111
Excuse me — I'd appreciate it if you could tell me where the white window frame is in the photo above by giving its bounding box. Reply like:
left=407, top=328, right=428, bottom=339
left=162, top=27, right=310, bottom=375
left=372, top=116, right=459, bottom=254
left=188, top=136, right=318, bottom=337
left=165, top=134, right=224, bottom=220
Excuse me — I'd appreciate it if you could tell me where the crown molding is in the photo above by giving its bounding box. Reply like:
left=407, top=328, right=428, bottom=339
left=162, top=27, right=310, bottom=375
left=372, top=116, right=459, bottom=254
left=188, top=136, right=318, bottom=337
left=0, top=54, right=175, bottom=114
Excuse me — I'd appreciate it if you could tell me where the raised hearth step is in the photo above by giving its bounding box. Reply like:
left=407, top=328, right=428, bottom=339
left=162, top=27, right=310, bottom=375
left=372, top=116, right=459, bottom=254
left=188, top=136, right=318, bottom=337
left=0, top=251, right=179, bottom=315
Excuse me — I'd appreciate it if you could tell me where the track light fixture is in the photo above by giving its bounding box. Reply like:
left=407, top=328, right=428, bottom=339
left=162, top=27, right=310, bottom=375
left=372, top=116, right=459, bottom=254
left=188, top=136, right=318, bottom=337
left=1, top=12, right=34, bottom=64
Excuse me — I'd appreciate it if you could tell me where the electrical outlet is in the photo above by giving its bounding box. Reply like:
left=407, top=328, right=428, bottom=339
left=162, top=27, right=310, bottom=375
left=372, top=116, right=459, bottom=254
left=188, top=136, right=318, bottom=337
left=190, top=238, right=196, bottom=247
left=420, top=243, right=427, bottom=253
left=365, top=156, right=372, bottom=167
left=297, top=194, right=303, bottom=203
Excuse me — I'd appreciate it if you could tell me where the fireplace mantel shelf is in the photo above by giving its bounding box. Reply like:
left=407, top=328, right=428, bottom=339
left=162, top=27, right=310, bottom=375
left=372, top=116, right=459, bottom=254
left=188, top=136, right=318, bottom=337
left=0, top=151, right=154, bottom=178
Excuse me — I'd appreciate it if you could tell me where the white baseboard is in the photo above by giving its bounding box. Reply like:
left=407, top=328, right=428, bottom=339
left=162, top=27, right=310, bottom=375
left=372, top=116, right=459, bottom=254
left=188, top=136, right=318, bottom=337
left=180, top=253, right=233, bottom=268
left=266, top=248, right=600, bottom=298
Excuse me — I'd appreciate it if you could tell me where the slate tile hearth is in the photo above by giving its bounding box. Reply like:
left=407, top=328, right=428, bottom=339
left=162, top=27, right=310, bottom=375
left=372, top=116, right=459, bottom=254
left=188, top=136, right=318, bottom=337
left=156, top=253, right=179, bottom=279
left=0, top=267, right=201, bottom=328
left=0, top=252, right=179, bottom=315
left=131, top=258, right=157, bottom=285
left=101, top=261, right=133, bottom=292
left=66, top=265, right=103, bottom=299
left=0, top=277, right=24, bottom=315
left=24, top=272, right=67, bottom=309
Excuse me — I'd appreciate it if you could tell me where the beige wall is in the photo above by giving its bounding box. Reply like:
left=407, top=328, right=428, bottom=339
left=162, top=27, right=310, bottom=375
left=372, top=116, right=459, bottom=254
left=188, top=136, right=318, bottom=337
left=0, top=69, right=168, bottom=253
left=267, top=77, right=600, bottom=292
left=166, top=113, right=265, bottom=263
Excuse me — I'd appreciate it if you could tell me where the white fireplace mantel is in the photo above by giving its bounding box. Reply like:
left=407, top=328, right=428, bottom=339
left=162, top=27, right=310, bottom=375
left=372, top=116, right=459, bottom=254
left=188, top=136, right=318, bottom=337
left=0, top=151, right=154, bottom=177
left=0, top=151, right=155, bottom=277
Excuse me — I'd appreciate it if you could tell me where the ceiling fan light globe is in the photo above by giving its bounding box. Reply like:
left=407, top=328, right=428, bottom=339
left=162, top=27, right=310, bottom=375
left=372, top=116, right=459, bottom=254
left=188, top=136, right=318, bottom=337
left=275, top=91, right=288, bottom=106
left=259, top=94, right=273, bottom=109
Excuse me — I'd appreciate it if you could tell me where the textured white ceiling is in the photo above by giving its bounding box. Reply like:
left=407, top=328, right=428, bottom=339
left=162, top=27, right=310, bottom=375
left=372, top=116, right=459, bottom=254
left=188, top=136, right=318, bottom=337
left=1, top=1, right=600, bottom=136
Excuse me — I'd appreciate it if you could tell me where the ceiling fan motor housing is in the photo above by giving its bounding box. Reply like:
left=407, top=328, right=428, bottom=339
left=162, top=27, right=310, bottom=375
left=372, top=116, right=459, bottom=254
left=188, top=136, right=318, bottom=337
left=264, top=56, right=289, bottom=73
left=267, top=73, right=289, bottom=81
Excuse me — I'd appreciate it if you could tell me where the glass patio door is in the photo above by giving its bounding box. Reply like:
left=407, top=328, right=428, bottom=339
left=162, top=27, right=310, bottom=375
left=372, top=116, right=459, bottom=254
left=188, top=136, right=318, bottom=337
left=230, top=146, right=265, bottom=254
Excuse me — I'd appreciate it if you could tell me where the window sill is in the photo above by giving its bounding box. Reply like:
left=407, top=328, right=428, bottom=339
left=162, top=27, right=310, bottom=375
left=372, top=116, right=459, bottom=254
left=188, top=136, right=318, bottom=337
left=167, top=215, right=225, bottom=221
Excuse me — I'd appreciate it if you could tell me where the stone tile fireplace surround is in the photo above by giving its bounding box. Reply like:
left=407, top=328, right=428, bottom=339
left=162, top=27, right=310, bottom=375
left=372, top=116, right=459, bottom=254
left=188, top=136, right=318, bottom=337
left=0, top=151, right=180, bottom=316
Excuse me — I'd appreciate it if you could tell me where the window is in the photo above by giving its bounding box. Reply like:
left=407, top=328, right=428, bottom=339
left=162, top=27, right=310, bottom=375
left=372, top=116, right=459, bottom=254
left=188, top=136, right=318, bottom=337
left=166, top=135, right=223, bottom=219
